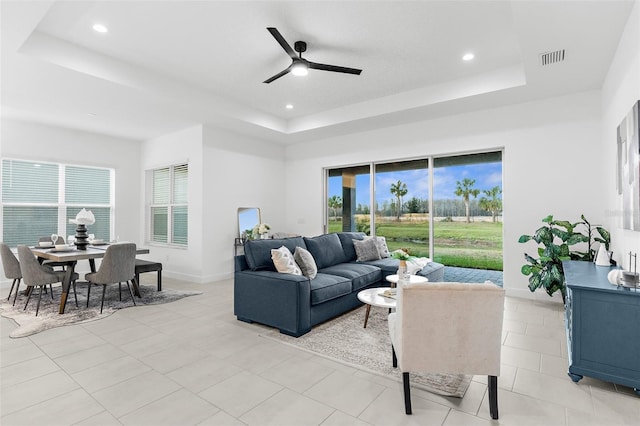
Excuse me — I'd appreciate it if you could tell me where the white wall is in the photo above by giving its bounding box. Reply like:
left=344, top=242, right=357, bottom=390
left=137, top=124, right=287, bottom=283
left=601, top=0, right=640, bottom=271
left=140, top=125, right=204, bottom=282
left=285, top=91, right=605, bottom=300
left=0, top=118, right=141, bottom=278
left=202, top=126, right=286, bottom=282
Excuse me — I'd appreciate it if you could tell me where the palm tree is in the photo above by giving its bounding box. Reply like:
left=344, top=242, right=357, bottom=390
left=390, top=180, right=408, bottom=221
left=328, top=195, right=342, bottom=221
left=479, top=186, right=502, bottom=222
left=454, top=178, right=480, bottom=223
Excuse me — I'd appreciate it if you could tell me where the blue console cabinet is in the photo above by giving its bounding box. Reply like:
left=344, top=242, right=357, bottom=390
left=563, top=261, right=640, bottom=395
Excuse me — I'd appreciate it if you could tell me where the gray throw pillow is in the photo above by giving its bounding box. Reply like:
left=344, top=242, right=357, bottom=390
left=294, top=246, right=318, bottom=279
left=353, top=238, right=381, bottom=262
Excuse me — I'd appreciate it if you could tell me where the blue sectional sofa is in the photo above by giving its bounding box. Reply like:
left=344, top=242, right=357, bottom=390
left=234, top=232, right=445, bottom=337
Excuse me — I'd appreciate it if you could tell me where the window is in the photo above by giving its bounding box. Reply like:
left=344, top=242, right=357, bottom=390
left=1, top=159, right=114, bottom=247
left=325, top=151, right=503, bottom=270
left=147, top=163, right=188, bottom=246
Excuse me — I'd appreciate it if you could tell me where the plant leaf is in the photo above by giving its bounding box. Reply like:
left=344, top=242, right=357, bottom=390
left=518, top=235, right=532, bottom=243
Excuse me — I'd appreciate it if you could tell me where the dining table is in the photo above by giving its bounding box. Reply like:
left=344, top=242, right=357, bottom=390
left=28, top=244, right=149, bottom=314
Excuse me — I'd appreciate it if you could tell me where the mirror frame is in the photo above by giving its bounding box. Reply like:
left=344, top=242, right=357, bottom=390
left=237, top=207, right=261, bottom=239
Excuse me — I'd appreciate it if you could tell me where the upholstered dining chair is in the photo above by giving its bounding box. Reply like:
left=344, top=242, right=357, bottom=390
left=388, top=281, right=505, bottom=419
left=1, top=243, right=22, bottom=305
left=85, top=243, right=137, bottom=314
left=17, top=245, right=79, bottom=316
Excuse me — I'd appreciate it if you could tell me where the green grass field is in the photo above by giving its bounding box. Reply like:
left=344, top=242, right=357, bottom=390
left=328, top=219, right=503, bottom=270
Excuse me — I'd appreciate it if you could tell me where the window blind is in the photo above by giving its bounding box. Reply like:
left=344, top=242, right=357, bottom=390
left=148, top=163, right=188, bottom=246
left=1, top=159, right=113, bottom=247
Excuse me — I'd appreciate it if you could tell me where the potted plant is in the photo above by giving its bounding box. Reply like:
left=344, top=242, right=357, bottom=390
left=519, top=215, right=611, bottom=303
left=391, top=249, right=415, bottom=280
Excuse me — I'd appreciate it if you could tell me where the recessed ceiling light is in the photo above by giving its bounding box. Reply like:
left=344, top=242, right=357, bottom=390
left=462, top=53, right=475, bottom=61
left=93, top=23, right=108, bottom=33
left=87, top=112, right=97, bottom=117
left=285, top=104, right=294, bottom=109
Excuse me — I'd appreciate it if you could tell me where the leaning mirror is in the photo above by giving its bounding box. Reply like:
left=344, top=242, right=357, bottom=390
left=238, top=207, right=261, bottom=240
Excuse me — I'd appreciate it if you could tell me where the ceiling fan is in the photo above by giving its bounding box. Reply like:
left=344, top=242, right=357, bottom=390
left=263, top=27, right=362, bottom=84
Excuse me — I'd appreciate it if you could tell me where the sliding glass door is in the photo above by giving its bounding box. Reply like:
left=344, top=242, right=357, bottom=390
left=374, top=159, right=429, bottom=257
left=325, top=150, right=503, bottom=270
left=432, top=152, right=503, bottom=270
left=327, top=165, right=371, bottom=234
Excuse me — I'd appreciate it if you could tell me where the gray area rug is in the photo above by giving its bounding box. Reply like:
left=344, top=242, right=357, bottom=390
left=0, top=282, right=201, bottom=338
left=264, top=306, right=472, bottom=397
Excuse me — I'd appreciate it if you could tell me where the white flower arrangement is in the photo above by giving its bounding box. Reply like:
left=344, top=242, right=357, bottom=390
left=253, top=223, right=271, bottom=236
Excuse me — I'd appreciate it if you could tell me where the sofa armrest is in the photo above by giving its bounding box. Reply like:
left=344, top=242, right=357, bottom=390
left=234, top=270, right=312, bottom=337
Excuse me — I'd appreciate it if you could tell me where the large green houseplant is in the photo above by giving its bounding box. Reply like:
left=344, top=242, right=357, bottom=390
left=518, top=214, right=610, bottom=303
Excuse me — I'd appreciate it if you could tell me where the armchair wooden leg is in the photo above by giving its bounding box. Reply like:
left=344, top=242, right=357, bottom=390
left=403, top=372, right=412, bottom=415
left=392, top=345, right=397, bottom=368
left=488, top=375, right=498, bottom=419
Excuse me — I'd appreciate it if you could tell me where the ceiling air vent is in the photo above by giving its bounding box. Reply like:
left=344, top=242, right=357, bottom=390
left=539, top=49, right=565, bottom=66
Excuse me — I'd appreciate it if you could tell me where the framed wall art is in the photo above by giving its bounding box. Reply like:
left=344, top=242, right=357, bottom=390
left=616, top=100, right=640, bottom=231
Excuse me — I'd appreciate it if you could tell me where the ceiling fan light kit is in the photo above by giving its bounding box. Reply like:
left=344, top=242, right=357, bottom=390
left=263, top=27, right=362, bottom=83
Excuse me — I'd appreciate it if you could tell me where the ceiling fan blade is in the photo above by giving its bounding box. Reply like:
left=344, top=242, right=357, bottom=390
left=267, top=27, right=298, bottom=60
left=263, top=66, right=292, bottom=84
left=308, top=62, right=362, bottom=75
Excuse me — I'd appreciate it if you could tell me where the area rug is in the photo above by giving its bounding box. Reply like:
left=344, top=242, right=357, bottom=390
left=0, top=283, right=201, bottom=338
left=263, top=306, right=471, bottom=397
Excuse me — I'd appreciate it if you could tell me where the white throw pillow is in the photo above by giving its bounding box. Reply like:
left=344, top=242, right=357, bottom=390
left=294, top=246, right=318, bottom=279
left=271, top=246, right=302, bottom=275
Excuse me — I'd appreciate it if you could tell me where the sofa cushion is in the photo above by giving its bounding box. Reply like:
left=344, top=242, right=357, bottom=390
left=271, top=246, right=302, bottom=275
left=416, top=262, right=446, bottom=282
left=310, top=273, right=352, bottom=305
left=304, top=233, right=347, bottom=269
left=353, top=238, right=381, bottom=262
left=319, top=263, right=382, bottom=292
left=360, top=257, right=400, bottom=275
left=294, top=246, right=317, bottom=279
left=244, top=237, right=306, bottom=271
left=337, top=232, right=366, bottom=262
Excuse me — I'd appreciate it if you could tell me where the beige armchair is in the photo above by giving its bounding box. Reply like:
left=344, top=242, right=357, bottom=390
left=388, top=281, right=505, bottom=419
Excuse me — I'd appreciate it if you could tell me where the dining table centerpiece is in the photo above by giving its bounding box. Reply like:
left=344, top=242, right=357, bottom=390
left=69, top=208, right=95, bottom=250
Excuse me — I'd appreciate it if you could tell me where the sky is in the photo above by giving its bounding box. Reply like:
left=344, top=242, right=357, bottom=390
left=328, top=162, right=502, bottom=206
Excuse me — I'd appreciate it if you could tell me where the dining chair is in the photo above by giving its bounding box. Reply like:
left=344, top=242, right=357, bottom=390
left=17, top=245, right=79, bottom=316
left=1, top=243, right=22, bottom=305
left=388, top=281, right=505, bottom=419
left=85, top=243, right=137, bottom=314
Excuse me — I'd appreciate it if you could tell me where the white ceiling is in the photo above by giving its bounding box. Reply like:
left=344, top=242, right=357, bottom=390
left=0, top=0, right=635, bottom=144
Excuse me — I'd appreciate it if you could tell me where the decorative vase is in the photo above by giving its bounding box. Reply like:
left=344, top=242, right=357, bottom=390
left=260, top=234, right=268, bottom=240
left=398, top=259, right=408, bottom=284
left=595, top=245, right=610, bottom=266
left=74, top=224, right=89, bottom=250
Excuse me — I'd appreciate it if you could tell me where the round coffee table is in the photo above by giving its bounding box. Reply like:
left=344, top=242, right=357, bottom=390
left=385, top=274, right=429, bottom=288
left=357, top=287, right=396, bottom=328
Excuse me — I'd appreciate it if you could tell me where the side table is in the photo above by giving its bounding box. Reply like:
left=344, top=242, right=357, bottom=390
left=385, top=274, right=429, bottom=288
left=357, top=287, right=396, bottom=328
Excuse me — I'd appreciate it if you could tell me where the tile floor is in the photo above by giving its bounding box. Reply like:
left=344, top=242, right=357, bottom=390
left=1, top=276, right=639, bottom=426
